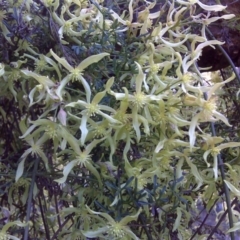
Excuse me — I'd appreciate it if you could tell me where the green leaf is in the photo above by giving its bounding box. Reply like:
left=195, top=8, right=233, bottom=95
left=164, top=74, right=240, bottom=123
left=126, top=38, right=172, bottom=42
left=172, top=207, right=182, bottom=232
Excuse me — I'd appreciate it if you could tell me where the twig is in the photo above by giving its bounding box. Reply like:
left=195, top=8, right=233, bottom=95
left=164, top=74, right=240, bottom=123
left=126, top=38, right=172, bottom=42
left=190, top=198, right=218, bottom=240
left=38, top=196, right=51, bottom=240
left=207, top=197, right=238, bottom=240
left=23, top=157, right=40, bottom=240
left=209, top=122, right=235, bottom=240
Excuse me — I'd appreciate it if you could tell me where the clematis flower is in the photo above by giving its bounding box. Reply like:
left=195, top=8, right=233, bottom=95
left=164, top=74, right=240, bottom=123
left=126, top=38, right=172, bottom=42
left=14, top=39, right=38, bottom=56
left=109, top=62, right=162, bottom=141
left=109, top=0, right=141, bottom=33
left=57, top=4, right=92, bottom=39
left=157, top=4, right=190, bottom=47
left=66, top=78, right=119, bottom=145
left=109, top=62, right=163, bottom=109
left=144, top=49, right=169, bottom=90
left=16, top=132, right=49, bottom=182
left=176, top=0, right=227, bottom=11
left=42, top=0, right=59, bottom=9
left=192, top=12, right=235, bottom=26
left=188, top=73, right=235, bottom=149
left=21, top=70, right=59, bottom=104
left=24, top=53, right=61, bottom=78
left=19, top=118, right=83, bottom=154
left=17, top=117, right=89, bottom=182
left=203, top=141, right=240, bottom=180
left=137, top=1, right=162, bottom=35
left=192, top=12, right=235, bottom=39
left=82, top=205, right=141, bottom=240
left=21, top=70, right=56, bottom=88
left=181, top=39, right=224, bottom=73
left=188, top=95, right=231, bottom=149
left=50, top=49, right=109, bottom=102
left=55, top=139, right=104, bottom=185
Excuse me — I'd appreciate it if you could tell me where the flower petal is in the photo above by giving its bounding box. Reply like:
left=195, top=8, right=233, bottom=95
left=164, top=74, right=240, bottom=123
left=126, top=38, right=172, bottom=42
left=185, top=156, right=203, bottom=190
left=85, top=205, right=115, bottom=223
left=78, top=75, right=92, bottom=103
left=189, top=113, right=200, bottom=150
left=134, top=62, right=145, bottom=93
left=197, top=1, right=227, bottom=11
left=124, top=227, right=140, bottom=240
left=224, top=180, right=240, bottom=197
left=203, top=149, right=211, bottom=167
left=119, top=208, right=142, bottom=225
left=82, top=226, right=108, bottom=238
left=59, top=125, right=81, bottom=154
left=218, top=142, right=240, bottom=151
left=213, top=154, right=219, bottom=181
left=50, top=49, right=73, bottom=72
left=55, top=160, right=78, bottom=184
left=21, top=70, right=55, bottom=87
left=213, top=111, right=231, bottom=127
left=77, top=53, right=109, bottom=72
left=132, top=109, right=141, bottom=142
left=86, top=162, right=102, bottom=186
left=80, top=114, right=88, bottom=145
left=15, top=154, right=29, bottom=182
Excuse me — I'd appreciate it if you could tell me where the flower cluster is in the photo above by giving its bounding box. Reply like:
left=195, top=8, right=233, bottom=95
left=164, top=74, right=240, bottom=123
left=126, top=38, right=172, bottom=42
left=1, top=0, right=239, bottom=238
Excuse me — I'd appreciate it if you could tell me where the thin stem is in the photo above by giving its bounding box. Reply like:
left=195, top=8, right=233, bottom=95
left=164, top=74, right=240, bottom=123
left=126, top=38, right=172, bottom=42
left=24, top=157, right=40, bottom=240
left=38, top=196, right=51, bottom=240
left=50, top=216, right=73, bottom=240
left=54, top=193, right=62, bottom=228
left=139, top=214, right=153, bottom=240
left=190, top=198, right=218, bottom=240
left=210, top=122, right=235, bottom=240
left=207, top=197, right=238, bottom=240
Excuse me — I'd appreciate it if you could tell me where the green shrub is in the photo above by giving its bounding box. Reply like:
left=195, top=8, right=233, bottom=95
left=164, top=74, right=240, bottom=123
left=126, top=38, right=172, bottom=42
left=0, top=0, right=239, bottom=239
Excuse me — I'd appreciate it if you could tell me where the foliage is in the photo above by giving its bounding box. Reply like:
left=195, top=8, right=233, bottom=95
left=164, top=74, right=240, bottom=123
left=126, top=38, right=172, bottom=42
left=0, top=0, right=240, bottom=239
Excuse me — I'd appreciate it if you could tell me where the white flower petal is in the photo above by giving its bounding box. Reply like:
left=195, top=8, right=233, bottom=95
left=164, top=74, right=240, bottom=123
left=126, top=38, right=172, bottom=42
left=55, top=160, right=78, bottom=184
left=197, top=1, right=227, bottom=11
left=189, top=113, right=200, bottom=150
left=224, top=180, right=240, bottom=197
left=80, top=114, right=88, bottom=145
left=82, top=227, right=108, bottom=238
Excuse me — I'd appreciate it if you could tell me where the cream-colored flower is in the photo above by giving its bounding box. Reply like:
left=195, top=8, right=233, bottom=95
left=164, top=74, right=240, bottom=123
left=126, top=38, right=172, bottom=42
left=66, top=78, right=119, bottom=145
left=176, top=0, right=227, bottom=11
left=50, top=49, right=109, bottom=102
left=204, top=141, right=240, bottom=180
left=82, top=206, right=141, bottom=240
